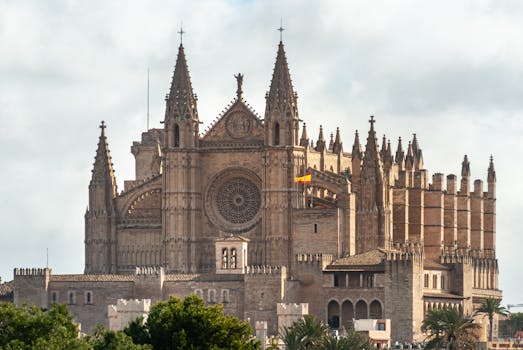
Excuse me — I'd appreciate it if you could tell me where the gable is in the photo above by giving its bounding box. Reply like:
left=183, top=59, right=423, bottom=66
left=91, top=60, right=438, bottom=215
left=201, top=100, right=264, bottom=144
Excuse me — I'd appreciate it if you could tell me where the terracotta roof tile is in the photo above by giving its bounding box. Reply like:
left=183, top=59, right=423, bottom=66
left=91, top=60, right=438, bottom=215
left=328, top=250, right=386, bottom=267
left=51, top=274, right=134, bottom=282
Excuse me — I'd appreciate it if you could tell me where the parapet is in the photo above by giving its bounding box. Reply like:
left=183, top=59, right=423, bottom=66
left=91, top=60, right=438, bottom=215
left=116, top=298, right=151, bottom=311
left=386, top=242, right=424, bottom=261
left=295, top=253, right=333, bottom=268
left=14, top=268, right=51, bottom=276
left=245, top=265, right=283, bottom=275
left=277, top=303, right=309, bottom=316
left=135, top=266, right=164, bottom=276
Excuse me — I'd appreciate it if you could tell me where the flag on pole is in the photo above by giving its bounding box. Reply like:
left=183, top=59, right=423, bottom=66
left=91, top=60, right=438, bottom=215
left=294, top=173, right=311, bottom=184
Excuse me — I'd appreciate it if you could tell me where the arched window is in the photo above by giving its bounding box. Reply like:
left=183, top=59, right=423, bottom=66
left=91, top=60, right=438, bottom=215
left=208, top=289, right=216, bottom=304
left=231, top=248, right=237, bottom=269
left=68, top=291, right=75, bottom=305
left=369, top=300, right=383, bottom=319
left=274, top=122, right=280, bottom=146
left=433, top=275, right=438, bottom=289
left=51, top=291, right=58, bottom=304
left=222, top=248, right=228, bottom=269
left=342, top=300, right=354, bottom=330
left=174, top=124, right=180, bottom=147
left=355, top=300, right=368, bottom=319
left=85, top=291, right=92, bottom=304
left=441, top=275, right=445, bottom=290
left=222, top=289, right=229, bottom=303
left=424, top=273, right=429, bottom=288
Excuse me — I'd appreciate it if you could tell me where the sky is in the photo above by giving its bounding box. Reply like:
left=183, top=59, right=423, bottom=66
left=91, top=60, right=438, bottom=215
left=0, top=0, right=522, bottom=306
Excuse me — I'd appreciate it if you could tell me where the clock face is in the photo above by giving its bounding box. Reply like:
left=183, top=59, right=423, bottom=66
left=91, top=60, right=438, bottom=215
left=205, top=168, right=261, bottom=233
left=226, top=111, right=252, bottom=139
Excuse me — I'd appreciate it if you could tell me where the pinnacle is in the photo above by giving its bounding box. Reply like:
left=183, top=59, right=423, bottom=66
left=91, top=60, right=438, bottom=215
left=488, top=155, right=496, bottom=182
left=91, top=121, right=117, bottom=196
left=461, top=154, right=471, bottom=177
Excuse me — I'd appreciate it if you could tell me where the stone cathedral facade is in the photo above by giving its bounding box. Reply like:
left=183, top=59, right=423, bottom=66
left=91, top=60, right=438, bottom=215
left=9, top=40, right=501, bottom=342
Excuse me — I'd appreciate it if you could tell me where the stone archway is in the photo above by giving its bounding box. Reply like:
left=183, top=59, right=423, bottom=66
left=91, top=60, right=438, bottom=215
left=342, top=300, right=354, bottom=329
left=369, top=300, right=383, bottom=319
left=327, top=300, right=340, bottom=329
left=355, top=300, right=368, bottom=319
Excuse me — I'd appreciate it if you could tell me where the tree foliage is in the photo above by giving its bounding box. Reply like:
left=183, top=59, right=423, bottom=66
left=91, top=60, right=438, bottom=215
left=422, top=308, right=479, bottom=350
left=279, top=315, right=372, bottom=350
left=0, top=303, right=89, bottom=350
left=125, top=294, right=260, bottom=350
left=88, top=325, right=151, bottom=350
left=475, top=298, right=509, bottom=341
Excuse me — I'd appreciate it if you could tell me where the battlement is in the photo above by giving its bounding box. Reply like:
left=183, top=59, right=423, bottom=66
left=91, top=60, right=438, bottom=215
left=245, top=265, right=283, bottom=275
left=386, top=243, right=424, bottom=262
left=135, top=266, right=164, bottom=276
left=116, top=298, right=151, bottom=310
left=277, top=303, right=309, bottom=315
left=439, top=246, right=496, bottom=264
left=14, top=268, right=51, bottom=276
left=295, top=253, right=333, bottom=265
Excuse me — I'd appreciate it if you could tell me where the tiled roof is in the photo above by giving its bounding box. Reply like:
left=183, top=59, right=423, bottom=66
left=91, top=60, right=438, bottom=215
left=51, top=274, right=134, bottom=282
left=0, top=281, right=13, bottom=295
left=424, top=259, right=451, bottom=270
left=328, top=250, right=386, bottom=267
left=164, top=273, right=244, bottom=282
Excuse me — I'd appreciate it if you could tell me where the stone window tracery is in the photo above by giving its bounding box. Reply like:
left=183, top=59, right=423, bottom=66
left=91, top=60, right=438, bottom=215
left=216, top=177, right=260, bottom=224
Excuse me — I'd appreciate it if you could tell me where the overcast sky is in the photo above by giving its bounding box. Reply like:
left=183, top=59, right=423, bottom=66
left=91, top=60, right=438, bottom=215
left=1, top=0, right=522, bottom=306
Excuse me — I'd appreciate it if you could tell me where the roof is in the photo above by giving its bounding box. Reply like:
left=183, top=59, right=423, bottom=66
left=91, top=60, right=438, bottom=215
left=164, top=273, right=244, bottom=282
left=424, top=259, right=451, bottom=270
left=51, top=274, right=134, bottom=282
left=327, top=250, right=386, bottom=268
left=0, top=281, right=13, bottom=295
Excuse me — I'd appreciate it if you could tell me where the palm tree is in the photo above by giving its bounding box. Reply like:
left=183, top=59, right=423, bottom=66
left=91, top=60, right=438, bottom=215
left=422, top=308, right=479, bottom=350
left=475, top=298, right=509, bottom=341
left=280, top=315, right=329, bottom=349
left=316, top=332, right=373, bottom=350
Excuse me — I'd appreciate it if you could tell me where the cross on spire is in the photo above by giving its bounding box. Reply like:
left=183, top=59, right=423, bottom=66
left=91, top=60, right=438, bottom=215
left=100, top=120, right=106, bottom=130
left=178, top=24, right=185, bottom=45
left=369, top=115, right=375, bottom=127
left=277, top=19, right=285, bottom=42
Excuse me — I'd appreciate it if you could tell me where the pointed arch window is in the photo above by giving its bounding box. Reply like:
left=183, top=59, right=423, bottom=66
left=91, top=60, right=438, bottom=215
left=231, top=248, right=237, bottom=269
left=274, top=122, right=280, bottom=146
left=174, top=124, right=180, bottom=147
left=222, top=248, right=228, bottom=269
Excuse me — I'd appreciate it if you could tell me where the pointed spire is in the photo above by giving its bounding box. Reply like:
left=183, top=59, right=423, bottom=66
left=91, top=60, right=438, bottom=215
left=461, top=155, right=471, bottom=177
left=405, top=141, right=414, bottom=170
left=380, top=134, right=387, bottom=161
left=165, top=44, right=198, bottom=121
left=316, top=125, right=326, bottom=152
left=329, top=132, right=334, bottom=151
left=487, top=155, right=496, bottom=183
left=352, top=130, right=362, bottom=159
left=395, top=137, right=405, bottom=165
left=300, top=123, right=309, bottom=147
left=363, top=116, right=381, bottom=164
left=411, top=133, right=423, bottom=170
left=385, top=139, right=393, bottom=167
left=265, top=41, right=298, bottom=121
left=332, top=127, right=342, bottom=154
left=91, top=121, right=117, bottom=197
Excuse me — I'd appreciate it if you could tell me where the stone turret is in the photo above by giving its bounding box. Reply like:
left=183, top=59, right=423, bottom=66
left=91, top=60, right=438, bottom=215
left=85, top=121, right=117, bottom=273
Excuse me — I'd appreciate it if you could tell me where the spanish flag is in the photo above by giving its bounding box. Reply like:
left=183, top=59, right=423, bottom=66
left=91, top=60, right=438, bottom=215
left=294, top=173, right=311, bottom=184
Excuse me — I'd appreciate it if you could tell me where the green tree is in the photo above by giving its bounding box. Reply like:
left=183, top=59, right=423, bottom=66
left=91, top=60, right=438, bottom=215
left=422, top=308, right=479, bottom=350
left=475, top=298, right=509, bottom=341
left=88, top=325, right=151, bottom=350
left=125, top=294, right=259, bottom=350
left=0, top=303, right=90, bottom=350
left=315, top=332, right=373, bottom=350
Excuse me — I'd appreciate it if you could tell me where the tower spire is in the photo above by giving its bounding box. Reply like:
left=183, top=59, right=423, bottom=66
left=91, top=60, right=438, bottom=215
left=265, top=40, right=298, bottom=121
left=395, top=137, right=404, bottom=166
left=352, top=130, right=362, bottom=159
left=487, top=155, right=496, bottom=183
left=363, top=116, right=380, bottom=164
left=332, top=127, right=342, bottom=153
left=300, top=123, right=309, bottom=147
left=165, top=43, right=198, bottom=122
left=90, top=121, right=117, bottom=197
left=316, top=125, right=326, bottom=152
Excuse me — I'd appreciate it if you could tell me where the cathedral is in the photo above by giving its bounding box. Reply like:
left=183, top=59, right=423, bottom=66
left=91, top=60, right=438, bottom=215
left=8, top=38, right=501, bottom=342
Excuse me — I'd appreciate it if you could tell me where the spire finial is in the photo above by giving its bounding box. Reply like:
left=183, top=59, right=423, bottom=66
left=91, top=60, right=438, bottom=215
left=100, top=120, right=106, bottom=132
left=277, top=18, right=285, bottom=42
left=369, top=115, right=375, bottom=129
left=178, top=24, right=185, bottom=45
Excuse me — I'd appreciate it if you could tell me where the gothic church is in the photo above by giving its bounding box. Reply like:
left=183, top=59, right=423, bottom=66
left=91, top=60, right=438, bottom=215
left=10, top=38, right=501, bottom=342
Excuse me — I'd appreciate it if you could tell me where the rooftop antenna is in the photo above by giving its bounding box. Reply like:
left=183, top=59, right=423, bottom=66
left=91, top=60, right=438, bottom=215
left=147, top=68, right=150, bottom=130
